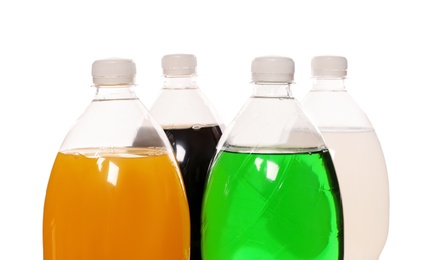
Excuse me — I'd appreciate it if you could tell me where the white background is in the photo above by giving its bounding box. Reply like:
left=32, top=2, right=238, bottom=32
left=0, top=0, right=429, bottom=259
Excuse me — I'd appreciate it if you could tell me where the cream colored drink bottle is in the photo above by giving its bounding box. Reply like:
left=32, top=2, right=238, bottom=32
left=302, top=56, right=389, bottom=260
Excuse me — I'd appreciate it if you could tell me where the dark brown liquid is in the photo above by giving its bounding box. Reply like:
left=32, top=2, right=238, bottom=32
left=164, top=125, right=222, bottom=260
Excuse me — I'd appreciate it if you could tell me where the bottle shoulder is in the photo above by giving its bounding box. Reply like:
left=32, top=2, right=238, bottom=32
left=150, top=88, right=223, bottom=128
left=301, top=91, right=374, bottom=129
left=59, top=99, right=170, bottom=151
left=218, top=97, right=326, bottom=152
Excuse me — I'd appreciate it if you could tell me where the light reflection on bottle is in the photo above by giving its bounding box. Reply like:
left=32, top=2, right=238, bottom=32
left=176, top=144, right=186, bottom=163
left=107, top=161, right=119, bottom=186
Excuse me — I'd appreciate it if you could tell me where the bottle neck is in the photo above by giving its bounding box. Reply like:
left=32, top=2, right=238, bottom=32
left=163, top=75, right=197, bottom=89
left=312, top=78, right=346, bottom=91
left=93, top=84, right=138, bottom=101
left=252, top=82, right=293, bottom=98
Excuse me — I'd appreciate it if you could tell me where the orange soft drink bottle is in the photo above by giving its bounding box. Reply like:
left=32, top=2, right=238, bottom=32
left=42, top=58, right=190, bottom=260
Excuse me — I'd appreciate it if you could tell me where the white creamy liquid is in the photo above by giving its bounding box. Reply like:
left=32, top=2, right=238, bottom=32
left=322, top=129, right=389, bottom=260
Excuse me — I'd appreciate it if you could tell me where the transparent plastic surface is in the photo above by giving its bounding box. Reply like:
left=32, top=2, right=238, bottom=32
left=202, top=81, right=343, bottom=260
left=301, top=80, right=372, bottom=130
left=43, top=83, right=190, bottom=260
left=302, top=78, right=389, bottom=260
left=60, top=86, right=169, bottom=150
left=217, top=83, right=326, bottom=153
left=150, top=73, right=223, bottom=260
left=150, top=77, right=223, bottom=128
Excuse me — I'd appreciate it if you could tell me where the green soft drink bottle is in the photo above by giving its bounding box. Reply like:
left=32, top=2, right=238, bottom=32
left=201, top=56, right=343, bottom=259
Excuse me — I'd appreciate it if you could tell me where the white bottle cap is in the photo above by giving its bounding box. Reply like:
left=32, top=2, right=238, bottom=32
left=251, top=56, right=295, bottom=83
left=162, top=54, right=197, bottom=76
left=92, top=58, right=136, bottom=85
left=311, top=56, right=347, bottom=78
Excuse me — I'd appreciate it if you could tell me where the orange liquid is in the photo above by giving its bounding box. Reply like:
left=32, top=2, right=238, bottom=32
left=43, top=148, right=190, bottom=260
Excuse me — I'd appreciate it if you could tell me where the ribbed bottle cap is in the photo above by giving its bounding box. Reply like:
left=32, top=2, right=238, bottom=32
left=162, top=54, right=197, bottom=75
left=92, top=58, right=136, bottom=85
left=251, top=56, right=295, bottom=83
left=311, top=56, right=347, bottom=78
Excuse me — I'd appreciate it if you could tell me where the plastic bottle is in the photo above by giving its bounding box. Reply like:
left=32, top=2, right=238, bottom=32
left=42, top=58, right=190, bottom=259
left=301, top=56, right=389, bottom=260
left=201, top=56, right=343, bottom=259
left=150, top=54, right=223, bottom=260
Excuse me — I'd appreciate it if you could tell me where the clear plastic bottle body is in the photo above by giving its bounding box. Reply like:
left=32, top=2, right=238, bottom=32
left=202, top=80, right=344, bottom=259
left=43, top=82, right=190, bottom=259
left=150, top=73, right=223, bottom=260
left=150, top=76, right=224, bottom=128
left=302, top=78, right=389, bottom=260
left=60, top=85, right=169, bottom=150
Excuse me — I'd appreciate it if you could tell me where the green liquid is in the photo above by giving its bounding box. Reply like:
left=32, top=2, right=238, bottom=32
left=202, top=150, right=343, bottom=260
